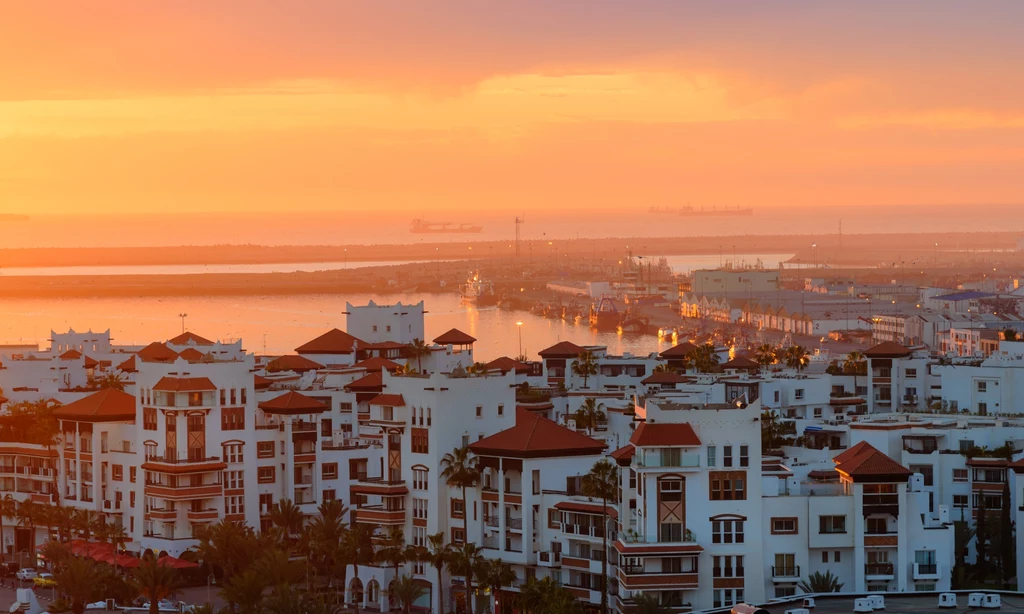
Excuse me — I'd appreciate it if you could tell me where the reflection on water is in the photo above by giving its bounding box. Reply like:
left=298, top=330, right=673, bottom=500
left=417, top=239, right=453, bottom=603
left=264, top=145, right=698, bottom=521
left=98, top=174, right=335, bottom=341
left=0, top=293, right=675, bottom=361
left=0, top=260, right=427, bottom=277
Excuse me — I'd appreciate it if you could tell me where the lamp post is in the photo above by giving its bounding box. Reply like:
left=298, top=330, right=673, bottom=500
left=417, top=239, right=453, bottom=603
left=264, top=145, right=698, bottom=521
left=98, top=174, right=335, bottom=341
left=177, top=313, right=188, bottom=335
left=516, top=321, right=524, bottom=358
left=207, top=574, right=215, bottom=607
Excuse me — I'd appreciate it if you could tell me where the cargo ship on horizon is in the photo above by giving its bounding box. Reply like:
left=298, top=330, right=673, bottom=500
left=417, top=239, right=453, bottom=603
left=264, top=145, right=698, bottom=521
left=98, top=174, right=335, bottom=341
left=648, top=205, right=753, bottom=216
left=410, top=219, right=483, bottom=234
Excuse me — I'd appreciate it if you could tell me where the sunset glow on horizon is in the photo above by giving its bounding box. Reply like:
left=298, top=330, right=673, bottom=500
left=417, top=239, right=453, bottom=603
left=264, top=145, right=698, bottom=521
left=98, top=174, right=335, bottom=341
left=2, top=1, right=1023, bottom=216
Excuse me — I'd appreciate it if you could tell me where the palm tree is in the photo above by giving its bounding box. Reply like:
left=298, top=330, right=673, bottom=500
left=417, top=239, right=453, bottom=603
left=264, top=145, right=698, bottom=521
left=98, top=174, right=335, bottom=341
left=194, top=520, right=261, bottom=580
left=476, top=559, right=517, bottom=614
left=394, top=364, right=419, bottom=376
left=95, top=372, right=126, bottom=391
left=451, top=543, right=483, bottom=614
left=106, top=523, right=129, bottom=567
left=440, top=446, right=480, bottom=543
left=0, top=495, right=13, bottom=556
left=573, top=398, right=606, bottom=434
left=378, top=527, right=408, bottom=583
left=39, top=540, right=71, bottom=572
left=254, top=548, right=304, bottom=588
left=651, top=363, right=676, bottom=373
left=133, top=557, right=181, bottom=614
left=571, top=350, right=598, bottom=388
left=15, top=499, right=39, bottom=552
left=784, top=345, right=810, bottom=372
left=631, top=593, right=668, bottom=614
left=798, top=570, right=844, bottom=593
left=468, top=362, right=490, bottom=375
left=754, top=343, right=777, bottom=371
left=408, top=338, right=431, bottom=373
left=52, top=504, right=75, bottom=543
left=843, top=350, right=866, bottom=393
left=344, top=525, right=374, bottom=614
left=761, top=409, right=784, bottom=453
left=391, top=575, right=426, bottom=614
left=425, top=532, right=451, bottom=614
left=269, top=499, right=304, bottom=539
left=582, top=458, right=618, bottom=614
left=519, top=577, right=582, bottom=614
left=220, top=569, right=265, bottom=614
left=71, top=508, right=96, bottom=541
left=55, top=556, right=108, bottom=614
left=693, top=343, right=720, bottom=373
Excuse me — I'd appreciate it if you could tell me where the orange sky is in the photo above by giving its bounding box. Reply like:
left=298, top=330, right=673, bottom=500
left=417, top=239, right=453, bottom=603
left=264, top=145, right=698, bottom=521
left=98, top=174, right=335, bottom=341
left=1, top=1, right=1023, bottom=216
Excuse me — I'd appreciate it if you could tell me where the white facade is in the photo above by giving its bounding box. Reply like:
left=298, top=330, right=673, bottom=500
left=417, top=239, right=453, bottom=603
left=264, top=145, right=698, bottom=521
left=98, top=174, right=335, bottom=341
left=345, top=301, right=426, bottom=345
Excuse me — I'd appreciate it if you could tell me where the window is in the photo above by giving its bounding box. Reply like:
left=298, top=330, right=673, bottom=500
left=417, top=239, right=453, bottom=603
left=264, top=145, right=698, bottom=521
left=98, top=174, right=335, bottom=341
left=224, top=443, right=243, bottom=463
left=533, top=469, right=541, bottom=495
left=413, top=498, right=428, bottom=520
left=476, top=406, right=482, bottom=418
left=713, top=589, right=744, bottom=609
left=257, top=441, right=275, bottom=458
left=706, top=445, right=716, bottom=467
left=221, top=407, right=245, bottom=430
left=111, top=465, right=123, bottom=481
left=323, top=489, right=336, bottom=502
left=953, top=494, right=968, bottom=508
left=130, top=467, right=136, bottom=483
left=813, top=407, right=823, bottom=418
left=776, top=586, right=797, bottom=598
left=978, top=402, right=988, bottom=415
left=959, top=439, right=974, bottom=453
left=258, top=466, right=275, bottom=484
left=774, top=390, right=780, bottom=403
left=226, top=470, right=243, bottom=489
left=834, top=551, right=841, bottom=562
left=953, top=468, right=968, bottom=482
left=143, top=407, right=157, bottom=431
left=906, top=368, right=917, bottom=378
left=339, top=402, right=353, bottom=413
left=226, top=496, right=244, bottom=515
left=822, top=551, right=829, bottom=563
left=498, top=404, right=504, bottom=416
left=413, top=526, right=426, bottom=548
left=866, top=517, right=889, bottom=534
left=451, top=498, right=465, bottom=518
left=795, top=388, right=804, bottom=400
left=723, top=446, right=733, bottom=468
left=386, top=325, right=391, bottom=332
left=909, top=464, right=933, bottom=486
left=411, top=428, right=429, bottom=454
left=977, top=381, right=988, bottom=392
left=372, top=325, right=378, bottom=332
left=452, top=527, right=465, bottom=544
left=710, top=472, right=746, bottom=501
left=413, top=468, right=428, bottom=490
left=713, top=555, right=744, bottom=578
left=739, top=445, right=749, bottom=468
left=819, top=515, right=847, bottom=534
left=712, top=519, right=745, bottom=544
left=322, top=463, right=338, bottom=480
left=771, top=517, right=797, bottom=534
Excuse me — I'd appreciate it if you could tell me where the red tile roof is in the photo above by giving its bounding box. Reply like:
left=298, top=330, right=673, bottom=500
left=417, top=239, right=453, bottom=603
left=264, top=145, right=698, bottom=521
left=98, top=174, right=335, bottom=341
left=116, top=355, right=137, bottom=373
left=0, top=396, right=7, bottom=405
left=253, top=374, right=273, bottom=389
left=153, top=376, right=217, bottom=392
left=720, top=356, right=759, bottom=370
left=295, top=328, right=365, bottom=354
left=345, top=371, right=384, bottom=392
left=470, top=413, right=606, bottom=458
left=266, top=354, right=324, bottom=373
left=83, top=356, right=99, bottom=369
left=864, top=341, right=913, bottom=358
left=833, top=441, right=911, bottom=482
left=137, top=342, right=179, bottom=363
left=351, top=357, right=402, bottom=373
left=640, top=371, right=688, bottom=385
left=59, top=349, right=83, bottom=360
left=629, top=422, right=701, bottom=447
left=485, top=357, right=532, bottom=374
left=54, top=389, right=136, bottom=423
left=659, top=342, right=698, bottom=358
left=177, top=348, right=206, bottom=363
left=258, top=391, right=328, bottom=415
left=433, top=328, right=477, bottom=345
left=555, top=501, right=618, bottom=519
left=538, top=341, right=585, bottom=358
left=610, top=444, right=635, bottom=466
left=369, top=394, right=406, bottom=406
left=168, top=332, right=214, bottom=346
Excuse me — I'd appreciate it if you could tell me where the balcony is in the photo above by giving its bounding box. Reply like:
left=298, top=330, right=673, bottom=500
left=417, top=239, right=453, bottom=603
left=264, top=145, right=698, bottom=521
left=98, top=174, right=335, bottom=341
left=913, top=563, right=939, bottom=580
left=484, top=515, right=499, bottom=528
left=616, top=530, right=702, bottom=556
left=187, top=508, right=219, bottom=522
left=507, top=517, right=523, bottom=531
left=616, top=566, right=699, bottom=590
left=634, top=453, right=701, bottom=470
left=147, top=508, right=177, bottom=521
left=538, top=551, right=561, bottom=567
left=350, top=477, right=408, bottom=496
left=561, top=555, right=590, bottom=570
left=771, top=565, right=800, bottom=581
left=561, top=523, right=614, bottom=541
left=353, top=505, right=405, bottom=525
left=144, top=481, right=223, bottom=501
left=142, top=454, right=226, bottom=474
left=865, top=562, right=895, bottom=579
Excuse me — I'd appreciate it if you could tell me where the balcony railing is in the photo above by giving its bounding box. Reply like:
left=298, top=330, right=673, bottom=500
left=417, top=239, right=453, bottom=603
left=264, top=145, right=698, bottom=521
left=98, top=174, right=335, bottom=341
left=634, top=454, right=701, bottom=469
left=145, top=453, right=222, bottom=464
left=485, top=515, right=499, bottom=528
left=539, top=551, right=561, bottom=565
left=865, top=563, right=895, bottom=576
left=507, top=517, right=523, bottom=530
left=772, top=565, right=799, bottom=578
left=915, top=563, right=937, bottom=575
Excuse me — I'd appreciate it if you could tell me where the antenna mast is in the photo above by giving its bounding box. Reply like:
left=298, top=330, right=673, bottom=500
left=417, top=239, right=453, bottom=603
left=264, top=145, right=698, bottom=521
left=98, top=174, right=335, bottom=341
left=515, top=215, right=525, bottom=271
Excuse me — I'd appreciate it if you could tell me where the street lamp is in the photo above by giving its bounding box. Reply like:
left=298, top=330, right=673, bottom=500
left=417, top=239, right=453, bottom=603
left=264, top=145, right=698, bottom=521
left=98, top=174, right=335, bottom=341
left=516, top=321, right=524, bottom=358
left=178, top=313, right=188, bottom=335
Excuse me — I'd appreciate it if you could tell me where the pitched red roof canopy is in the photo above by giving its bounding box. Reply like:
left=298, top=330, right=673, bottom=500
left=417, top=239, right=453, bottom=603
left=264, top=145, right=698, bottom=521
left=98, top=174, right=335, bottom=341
left=833, top=441, right=912, bottom=482
left=659, top=342, right=698, bottom=358
left=137, top=342, right=179, bottom=363
left=59, top=349, right=83, bottom=360
left=538, top=341, right=585, bottom=358
left=351, top=357, right=402, bottom=373
left=116, top=355, right=137, bottom=373
left=266, top=355, right=324, bottom=373
left=296, top=329, right=365, bottom=354
left=345, top=372, right=384, bottom=392
left=168, top=332, right=214, bottom=346
left=54, top=389, right=136, bottom=423
left=258, top=391, right=328, bottom=415
left=153, top=377, right=217, bottom=392
left=629, top=422, right=701, bottom=447
left=470, top=413, right=606, bottom=459
left=485, top=357, right=532, bottom=374
left=864, top=341, right=913, bottom=358
left=369, top=394, right=406, bottom=406
left=434, top=328, right=477, bottom=345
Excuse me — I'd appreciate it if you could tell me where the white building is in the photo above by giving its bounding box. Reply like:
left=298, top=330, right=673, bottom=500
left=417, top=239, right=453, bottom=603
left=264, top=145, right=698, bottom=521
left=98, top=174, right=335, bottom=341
left=345, top=301, right=426, bottom=345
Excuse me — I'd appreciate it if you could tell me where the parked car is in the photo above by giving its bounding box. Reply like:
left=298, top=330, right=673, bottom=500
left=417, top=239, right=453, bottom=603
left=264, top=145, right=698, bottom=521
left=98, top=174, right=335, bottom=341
left=33, top=572, right=57, bottom=587
left=16, top=568, right=39, bottom=581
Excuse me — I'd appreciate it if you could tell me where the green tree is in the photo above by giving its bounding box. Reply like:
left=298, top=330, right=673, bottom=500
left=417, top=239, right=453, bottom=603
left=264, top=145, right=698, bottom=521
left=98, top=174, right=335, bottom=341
left=0, top=494, right=14, bottom=554
left=651, top=363, right=676, bottom=373
left=220, top=569, right=265, bottom=614
left=253, top=548, right=303, bottom=589
left=194, top=520, right=261, bottom=580
left=450, top=543, right=483, bottom=614
left=475, top=559, right=517, bottom=614
left=631, top=593, right=669, bottom=614
left=798, top=570, right=844, bottom=593
left=95, top=372, right=126, bottom=391
left=953, top=506, right=976, bottom=589
left=573, top=398, right=606, bottom=435
left=440, top=446, right=480, bottom=543
left=390, top=575, right=426, bottom=614
left=1004, top=329, right=1018, bottom=341
left=977, top=494, right=990, bottom=577
left=693, top=343, right=720, bottom=373
left=133, top=558, right=181, bottom=614
left=425, top=533, right=451, bottom=614
left=843, top=350, right=867, bottom=393
left=269, top=498, right=304, bottom=540
left=344, top=525, right=374, bottom=614
left=571, top=350, right=599, bottom=388
left=15, top=499, right=39, bottom=551
left=754, top=343, right=777, bottom=371
left=55, top=557, right=108, bottom=614
left=761, top=409, right=784, bottom=453
left=408, top=338, right=431, bottom=373
left=784, top=345, right=811, bottom=371
left=582, top=458, right=618, bottom=614
left=377, top=527, right=408, bottom=583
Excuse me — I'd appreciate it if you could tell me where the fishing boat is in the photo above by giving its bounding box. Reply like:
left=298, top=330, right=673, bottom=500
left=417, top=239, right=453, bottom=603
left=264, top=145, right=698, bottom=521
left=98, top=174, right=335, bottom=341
left=460, top=273, right=498, bottom=306
left=410, top=219, right=483, bottom=234
left=589, top=297, right=621, bottom=331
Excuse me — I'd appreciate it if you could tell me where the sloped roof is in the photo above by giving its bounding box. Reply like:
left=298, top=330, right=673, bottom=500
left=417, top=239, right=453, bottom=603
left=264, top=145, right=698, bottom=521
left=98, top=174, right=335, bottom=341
left=833, top=441, right=912, bottom=482
left=253, top=374, right=273, bottom=389
left=168, top=332, right=214, bottom=346
left=295, top=329, right=365, bottom=354
left=932, top=291, right=996, bottom=302
left=433, top=328, right=477, bottom=345
left=266, top=354, right=324, bottom=373
left=59, top=349, right=82, bottom=360
left=554, top=501, right=618, bottom=519
left=369, top=394, right=406, bottom=406
left=720, top=356, right=759, bottom=370
left=137, top=342, right=179, bottom=363
left=116, top=355, right=137, bottom=373
left=610, top=444, right=635, bottom=466
left=345, top=371, right=383, bottom=392
left=54, top=388, right=136, bottom=423
left=258, top=391, right=328, bottom=415
left=538, top=341, right=585, bottom=358
left=351, top=357, right=402, bottom=373
left=629, top=422, right=701, bottom=447
left=177, top=348, right=206, bottom=363
left=83, top=356, right=99, bottom=369
left=485, top=356, right=532, bottom=374
left=640, top=371, right=688, bottom=385
left=659, top=342, right=698, bottom=358
left=153, top=377, right=217, bottom=392
left=470, top=412, right=606, bottom=459
left=864, top=341, right=913, bottom=358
